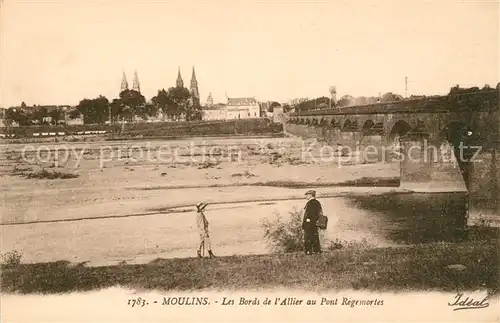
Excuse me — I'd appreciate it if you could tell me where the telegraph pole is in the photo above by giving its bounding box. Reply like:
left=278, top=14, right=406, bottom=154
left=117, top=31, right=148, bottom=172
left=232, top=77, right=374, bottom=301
left=405, top=76, right=408, bottom=98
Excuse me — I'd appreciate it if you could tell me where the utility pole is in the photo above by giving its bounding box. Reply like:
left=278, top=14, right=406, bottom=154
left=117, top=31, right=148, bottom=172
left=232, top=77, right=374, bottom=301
left=405, top=76, right=408, bottom=98
left=108, top=105, right=112, bottom=125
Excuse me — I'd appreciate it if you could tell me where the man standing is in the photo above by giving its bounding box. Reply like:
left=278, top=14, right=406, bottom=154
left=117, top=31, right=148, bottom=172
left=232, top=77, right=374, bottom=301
left=195, top=202, right=216, bottom=258
left=302, top=190, right=322, bottom=255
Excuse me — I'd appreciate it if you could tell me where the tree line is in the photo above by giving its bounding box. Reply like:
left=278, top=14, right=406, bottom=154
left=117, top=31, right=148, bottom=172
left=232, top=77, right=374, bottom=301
left=3, top=84, right=497, bottom=126
left=3, top=102, right=67, bottom=126
left=294, top=92, right=406, bottom=113
left=2, top=86, right=202, bottom=126
left=293, top=84, right=499, bottom=113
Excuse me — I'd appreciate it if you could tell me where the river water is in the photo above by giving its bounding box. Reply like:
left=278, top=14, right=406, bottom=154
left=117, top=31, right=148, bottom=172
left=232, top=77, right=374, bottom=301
left=0, top=191, right=471, bottom=266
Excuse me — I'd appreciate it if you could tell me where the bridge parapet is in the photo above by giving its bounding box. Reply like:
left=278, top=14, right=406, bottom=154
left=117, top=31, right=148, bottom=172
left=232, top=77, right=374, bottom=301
left=291, top=89, right=499, bottom=116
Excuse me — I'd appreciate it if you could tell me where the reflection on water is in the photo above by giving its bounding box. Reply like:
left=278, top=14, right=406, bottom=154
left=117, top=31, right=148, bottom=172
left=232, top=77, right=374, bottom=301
left=345, top=192, right=468, bottom=244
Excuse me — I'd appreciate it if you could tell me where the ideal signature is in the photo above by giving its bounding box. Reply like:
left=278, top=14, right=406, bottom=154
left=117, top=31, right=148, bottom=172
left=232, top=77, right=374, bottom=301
left=448, top=292, right=490, bottom=311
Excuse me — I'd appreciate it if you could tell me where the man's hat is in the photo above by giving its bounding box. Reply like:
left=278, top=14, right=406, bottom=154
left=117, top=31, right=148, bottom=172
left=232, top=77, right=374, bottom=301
left=196, top=202, right=208, bottom=211
left=305, top=190, right=316, bottom=197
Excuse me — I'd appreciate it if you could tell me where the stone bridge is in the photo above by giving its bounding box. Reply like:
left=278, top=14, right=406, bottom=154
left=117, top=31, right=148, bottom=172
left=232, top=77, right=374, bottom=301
left=286, top=90, right=498, bottom=148
left=284, top=89, right=499, bottom=219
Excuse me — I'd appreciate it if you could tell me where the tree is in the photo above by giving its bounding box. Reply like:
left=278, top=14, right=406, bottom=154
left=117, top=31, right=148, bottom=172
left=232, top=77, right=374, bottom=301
left=315, top=96, right=330, bottom=107
left=31, top=106, right=49, bottom=124
left=184, top=96, right=202, bottom=121
left=48, top=108, right=64, bottom=125
left=76, top=95, right=109, bottom=124
left=163, top=86, right=191, bottom=120
left=4, top=107, right=30, bottom=126
left=381, top=92, right=403, bottom=103
left=282, top=104, right=293, bottom=113
left=69, top=108, right=83, bottom=120
left=144, top=102, right=158, bottom=119
left=268, top=101, right=281, bottom=113
left=119, top=89, right=146, bottom=120
left=295, top=99, right=321, bottom=112
left=336, top=95, right=354, bottom=107
left=151, top=89, right=169, bottom=118
left=108, top=98, right=123, bottom=122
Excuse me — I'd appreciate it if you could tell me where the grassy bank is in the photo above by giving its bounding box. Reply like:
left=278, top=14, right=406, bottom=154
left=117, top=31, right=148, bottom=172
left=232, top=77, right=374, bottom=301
left=2, top=237, right=498, bottom=295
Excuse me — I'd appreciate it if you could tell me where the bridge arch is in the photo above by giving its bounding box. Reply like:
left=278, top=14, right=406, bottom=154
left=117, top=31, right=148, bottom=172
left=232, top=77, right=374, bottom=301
left=342, top=119, right=358, bottom=132
left=305, top=119, right=311, bottom=125
left=412, top=119, right=429, bottom=134
left=361, top=120, right=375, bottom=135
left=388, top=120, right=412, bottom=144
left=343, top=119, right=352, bottom=131
left=372, top=122, right=385, bottom=135
left=330, top=119, right=340, bottom=128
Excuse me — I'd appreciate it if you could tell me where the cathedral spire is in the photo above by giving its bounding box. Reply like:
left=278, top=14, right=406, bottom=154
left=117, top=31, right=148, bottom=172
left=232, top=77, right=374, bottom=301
left=176, top=67, right=184, bottom=88
left=132, top=70, right=140, bottom=92
left=120, top=71, right=128, bottom=92
left=190, top=66, right=200, bottom=99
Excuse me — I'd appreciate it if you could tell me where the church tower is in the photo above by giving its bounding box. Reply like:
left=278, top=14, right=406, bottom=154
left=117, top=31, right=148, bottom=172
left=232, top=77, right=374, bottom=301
left=120, top=71, right=128, bottom=92
left=132, top=70, right=141, bottom=92
left=176, top=67, right=184, bottom=88
left=190, top=66, right=200, bottom=99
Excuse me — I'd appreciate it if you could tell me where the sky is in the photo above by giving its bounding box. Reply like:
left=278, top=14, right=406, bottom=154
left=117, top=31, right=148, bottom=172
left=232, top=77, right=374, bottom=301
left=0, top=0, right=498, bottom=107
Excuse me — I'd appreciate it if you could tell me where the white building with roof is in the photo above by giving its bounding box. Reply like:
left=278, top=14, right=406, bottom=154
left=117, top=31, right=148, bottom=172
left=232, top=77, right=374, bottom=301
left=226, top=97, right=260, bottom=119
left=201, top=103, right=227, bottom=120
left=201, top=96, right=260, bottom=121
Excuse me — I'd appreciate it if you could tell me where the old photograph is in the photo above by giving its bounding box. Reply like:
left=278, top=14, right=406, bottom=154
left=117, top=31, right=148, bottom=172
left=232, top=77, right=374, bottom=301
left=0, top=0, right=498, bottom=322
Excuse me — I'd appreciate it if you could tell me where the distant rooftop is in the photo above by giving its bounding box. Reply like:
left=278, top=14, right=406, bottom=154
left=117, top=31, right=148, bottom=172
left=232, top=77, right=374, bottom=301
left=227, top=97, right=258, bottom=105
left=9, top=104, right=73, bottom=110
left=203, top=103, right=227, bottom=110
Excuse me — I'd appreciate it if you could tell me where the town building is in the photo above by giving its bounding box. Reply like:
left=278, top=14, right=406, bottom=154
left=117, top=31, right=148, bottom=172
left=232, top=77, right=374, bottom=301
left=201, top=103, right=227, bottom=120
left=226, top=97, right=260, bottom=119
left=206, top=92, right=214, bottom=106
left=272, top=106, right=286, bottom=123
left=289, top=97, right=309, bottom=107
left=201, top=95, right=260, bottom=121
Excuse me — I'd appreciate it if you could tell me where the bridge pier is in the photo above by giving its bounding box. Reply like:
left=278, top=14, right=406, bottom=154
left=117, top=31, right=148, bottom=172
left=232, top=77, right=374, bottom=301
left=399, top=132, right=432, bottom=187
left=399, top=131, right=468, bottom=192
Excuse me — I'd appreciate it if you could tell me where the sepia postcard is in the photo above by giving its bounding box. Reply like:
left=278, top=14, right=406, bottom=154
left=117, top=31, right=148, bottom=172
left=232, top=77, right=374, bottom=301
left=0, top=0, right=499, bottom=322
